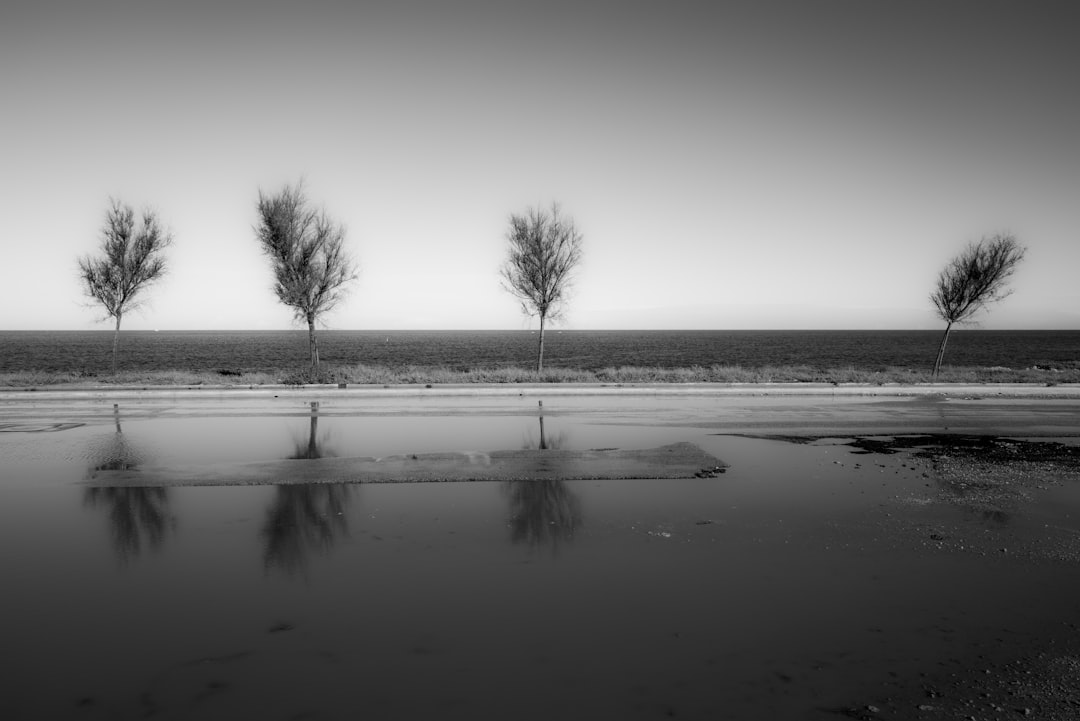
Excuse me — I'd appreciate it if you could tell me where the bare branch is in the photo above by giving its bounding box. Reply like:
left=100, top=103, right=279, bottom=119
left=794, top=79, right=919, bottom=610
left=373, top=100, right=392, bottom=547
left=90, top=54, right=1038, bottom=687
left=930, top=234, right=1026, bottom=326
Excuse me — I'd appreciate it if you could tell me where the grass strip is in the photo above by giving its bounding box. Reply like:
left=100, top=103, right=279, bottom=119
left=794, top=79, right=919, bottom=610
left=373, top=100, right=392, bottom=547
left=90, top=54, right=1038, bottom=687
left=2, top=363, right=1078, bottom=387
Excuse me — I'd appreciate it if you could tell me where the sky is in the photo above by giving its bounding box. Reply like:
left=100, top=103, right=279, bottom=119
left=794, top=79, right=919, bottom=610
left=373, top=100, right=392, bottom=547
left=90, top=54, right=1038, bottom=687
left=2, top=0, right=1078, bottom=331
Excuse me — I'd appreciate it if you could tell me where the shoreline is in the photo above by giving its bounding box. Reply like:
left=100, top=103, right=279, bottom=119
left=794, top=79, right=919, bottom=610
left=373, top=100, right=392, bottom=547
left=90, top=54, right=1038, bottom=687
left=3, top=381, right=1080, bottom=401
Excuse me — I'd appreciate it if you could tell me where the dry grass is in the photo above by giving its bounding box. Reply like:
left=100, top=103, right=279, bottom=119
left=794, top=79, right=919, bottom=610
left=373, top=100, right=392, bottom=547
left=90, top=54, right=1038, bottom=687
left=1, top=363, right=1078, bottom=388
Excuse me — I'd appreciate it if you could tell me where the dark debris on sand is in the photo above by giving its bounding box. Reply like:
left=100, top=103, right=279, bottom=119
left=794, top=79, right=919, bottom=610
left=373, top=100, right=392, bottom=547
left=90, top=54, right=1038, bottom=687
left=741, top=432, right=1080, bottom=721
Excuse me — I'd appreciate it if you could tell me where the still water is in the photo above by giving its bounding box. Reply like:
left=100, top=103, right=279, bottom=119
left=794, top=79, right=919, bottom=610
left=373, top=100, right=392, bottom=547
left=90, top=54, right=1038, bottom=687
left=2, top=393, right=1080, bottom=720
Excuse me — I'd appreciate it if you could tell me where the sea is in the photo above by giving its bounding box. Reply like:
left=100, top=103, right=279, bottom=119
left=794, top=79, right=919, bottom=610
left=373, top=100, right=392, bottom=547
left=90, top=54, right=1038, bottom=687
left=1, top=330, right=1078, bottom=374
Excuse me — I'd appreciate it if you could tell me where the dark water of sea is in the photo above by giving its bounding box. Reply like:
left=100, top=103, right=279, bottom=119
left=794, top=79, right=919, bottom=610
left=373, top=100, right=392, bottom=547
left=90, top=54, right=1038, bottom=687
left=0, top=330, right=1078, bottom=373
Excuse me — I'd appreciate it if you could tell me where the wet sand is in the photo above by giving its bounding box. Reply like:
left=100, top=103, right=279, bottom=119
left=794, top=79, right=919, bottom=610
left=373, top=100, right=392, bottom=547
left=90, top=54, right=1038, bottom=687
left=84, top=442, right=729, bottom=486
left=2, top=386, right=1080, bottom=719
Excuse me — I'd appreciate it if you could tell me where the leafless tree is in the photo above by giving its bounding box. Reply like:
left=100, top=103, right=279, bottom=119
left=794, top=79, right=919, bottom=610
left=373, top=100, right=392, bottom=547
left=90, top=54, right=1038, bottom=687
left=78, top=199, right=172, bottom=374
left=254, top=181, right=356, bottom=377
left=930, top=233, right=1026, bottom=377
left=501, top=203, right=583, bottom=372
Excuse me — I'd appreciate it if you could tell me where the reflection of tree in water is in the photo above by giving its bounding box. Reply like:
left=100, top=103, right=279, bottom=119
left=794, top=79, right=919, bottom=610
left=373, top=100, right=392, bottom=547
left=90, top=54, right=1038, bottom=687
left=85, top=404, right=142, bottom=476
left=84, top=486, right=174, bottom=562
left=83, top=404, right=175, bottom=562
left=506, top=480, right=581, bottom=553
left=262, top=403, right=354, bottom=574
left=290, top=402, right=333, bottom=460
left=523, top=400, right=567, bottom=451
left=261, top=483, right=353, bottom=575
left=506, top=403, right=582, bottom=553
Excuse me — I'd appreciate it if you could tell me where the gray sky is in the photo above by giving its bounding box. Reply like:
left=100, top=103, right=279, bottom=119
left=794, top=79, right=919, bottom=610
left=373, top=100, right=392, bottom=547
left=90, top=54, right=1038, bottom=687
left=3, top=0, right=1078, bottom=330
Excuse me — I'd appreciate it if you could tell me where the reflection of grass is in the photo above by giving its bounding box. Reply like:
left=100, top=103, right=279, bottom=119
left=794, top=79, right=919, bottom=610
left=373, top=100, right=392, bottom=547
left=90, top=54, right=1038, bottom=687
left=3, top=363, right=1080, bottom=387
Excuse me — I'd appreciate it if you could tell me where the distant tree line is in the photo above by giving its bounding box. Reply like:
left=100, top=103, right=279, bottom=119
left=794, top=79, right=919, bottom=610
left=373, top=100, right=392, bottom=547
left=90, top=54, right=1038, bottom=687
left=78, top=181, right=1026, bottom=378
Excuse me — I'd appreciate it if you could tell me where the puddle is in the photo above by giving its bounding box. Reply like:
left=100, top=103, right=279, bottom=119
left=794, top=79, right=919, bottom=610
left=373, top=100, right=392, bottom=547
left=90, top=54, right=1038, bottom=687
left=3, top=397, right=1080, bottom=719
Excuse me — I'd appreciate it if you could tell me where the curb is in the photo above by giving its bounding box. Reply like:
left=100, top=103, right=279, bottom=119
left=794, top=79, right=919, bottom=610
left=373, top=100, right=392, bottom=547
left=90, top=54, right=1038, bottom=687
left=2, top=382, right=1080, bottom=401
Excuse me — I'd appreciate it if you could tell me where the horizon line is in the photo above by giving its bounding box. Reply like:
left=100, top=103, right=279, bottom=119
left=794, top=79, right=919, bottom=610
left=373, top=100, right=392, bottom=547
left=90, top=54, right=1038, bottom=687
left=3, top=328, right=1077, bottom=333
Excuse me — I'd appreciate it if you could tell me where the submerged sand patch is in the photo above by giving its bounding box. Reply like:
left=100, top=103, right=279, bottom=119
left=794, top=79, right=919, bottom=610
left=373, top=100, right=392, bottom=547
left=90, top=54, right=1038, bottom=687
left=84, top=441, right=727, bottom=486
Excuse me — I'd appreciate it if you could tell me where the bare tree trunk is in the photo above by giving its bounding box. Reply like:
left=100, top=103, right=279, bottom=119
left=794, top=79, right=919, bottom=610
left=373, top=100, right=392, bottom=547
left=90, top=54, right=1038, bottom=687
left=933, top=322, right=953, bottom=378
left=308, top=318, right=319, bottom=378
left=111, top=313, right=122, bottom=375
left=537, top=313, right=546, bottom=374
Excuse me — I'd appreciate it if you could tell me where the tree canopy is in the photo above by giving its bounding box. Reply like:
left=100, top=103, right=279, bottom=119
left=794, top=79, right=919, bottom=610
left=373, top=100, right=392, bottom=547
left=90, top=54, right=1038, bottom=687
left=931, top=233, right=1026, bottom=326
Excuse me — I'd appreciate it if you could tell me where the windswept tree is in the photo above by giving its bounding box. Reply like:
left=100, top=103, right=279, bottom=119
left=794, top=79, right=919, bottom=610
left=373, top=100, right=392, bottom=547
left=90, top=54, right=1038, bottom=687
left=930, top=233, right=1026, bottom=377
left=254, top=182, right=356, bottom=377
left=501, top=203, right=583, bottom=372
left=78, top=199, right=172, bottom=374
